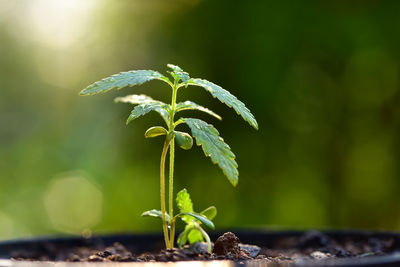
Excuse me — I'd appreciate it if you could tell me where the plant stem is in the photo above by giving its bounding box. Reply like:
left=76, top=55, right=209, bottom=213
left=198, top=226, right=212, bottom=253
left=160, top=139, right=170, bottom=248
left=168, top=138, right=175, bottom=248
left=166, top=79, right=179, bottom=248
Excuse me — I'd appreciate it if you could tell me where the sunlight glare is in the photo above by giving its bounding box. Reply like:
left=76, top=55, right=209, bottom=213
left=27, top=0, right=98, bottom=49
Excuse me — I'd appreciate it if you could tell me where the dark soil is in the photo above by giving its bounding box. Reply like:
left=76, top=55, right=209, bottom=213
left=9, top=231, right=399, bottom=264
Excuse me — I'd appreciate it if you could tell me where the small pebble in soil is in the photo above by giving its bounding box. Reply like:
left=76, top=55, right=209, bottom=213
left=239, top=244, right=261, bottom=258
left=190, top=242, right=211, bottom=254
left=310, top=251, right=331, bottom=260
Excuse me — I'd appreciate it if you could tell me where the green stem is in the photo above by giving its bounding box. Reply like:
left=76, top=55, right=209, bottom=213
left=160, top=139, right=170, bottom=248
left=168, top=138, right=175, bottom=248
left=198, top=226, right=212, bottom=253
left=169, top=216, right=175, bottom=249
left=167, top=80, right=178, bottom=248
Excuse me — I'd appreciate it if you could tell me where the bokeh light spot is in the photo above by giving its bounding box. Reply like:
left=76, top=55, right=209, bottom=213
left=43, top=173, right=102, bottom=234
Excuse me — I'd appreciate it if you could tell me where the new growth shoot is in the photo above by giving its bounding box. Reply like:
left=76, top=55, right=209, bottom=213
left=80, top=64, right=258, bottom=251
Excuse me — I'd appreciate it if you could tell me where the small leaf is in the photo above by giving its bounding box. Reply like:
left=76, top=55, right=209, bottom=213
left=180, top=212, right=215, bottom=229
left=177, top=226, right=204, bottom=247
left=80, top=70, right=169, bottom=96
left=189, top=78, right=258, bottom=129
left=176, top=72, right=190, bottom=83
left=127, top=102, right=170, bottom=124
left=141, top=209, right=170, bottom=223
left=200, top=206, right=217, bottom=221
left=167, top=64, right=183, bottom=72
left=174, top=131, right=193, bottom=150
left=183, top=118, right=238, bottom=186
left=176, top=101, right=222, bottom=120
left=176, top=189, right=194, bottom=223
left=167, top=64, right=190, bottom=83
left=187, top=228, right=204, bottom=244
left=145, top=126, right=167, bottom=138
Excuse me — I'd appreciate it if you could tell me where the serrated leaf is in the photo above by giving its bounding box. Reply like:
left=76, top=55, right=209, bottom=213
left=80, top=70, right=169, bottom=96
left=183, top=118, right=238, bottom=186
left=145, top=126, right=167, bottom=138
left=189, top=79, right=258, bottom=129
left=174, top=131, right=193, bottom=150
left=176, top=101, right=222, bottom=120
left=176, top=189, right=194, bottom=223
left=141, top=209, right=170, bottom=223
left=200, top=206, right=217, bottom=221
left=127, top=102, right=170, bottom=124
left=179, top=212, right=215, bottom=229
left=167, top=64, right=190, bottom=83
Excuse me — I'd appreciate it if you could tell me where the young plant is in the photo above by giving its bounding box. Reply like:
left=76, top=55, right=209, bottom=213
left=175, top=189, right=217, bottom=253
left=80, top=64, right=258, bottom=250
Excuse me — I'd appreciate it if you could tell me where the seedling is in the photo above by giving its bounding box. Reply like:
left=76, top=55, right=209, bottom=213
left=175, top=188, right=217, bottom=253
left=80, top=64, right=258, bottom=251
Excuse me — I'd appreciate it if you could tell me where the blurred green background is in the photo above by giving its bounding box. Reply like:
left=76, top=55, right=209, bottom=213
left=1, top=0, right=400, bottom=239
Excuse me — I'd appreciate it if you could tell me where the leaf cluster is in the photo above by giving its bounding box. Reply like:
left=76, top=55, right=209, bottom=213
left=80, top=64, right=258, bottom=186
left=175, top=189, right=216, bottom=251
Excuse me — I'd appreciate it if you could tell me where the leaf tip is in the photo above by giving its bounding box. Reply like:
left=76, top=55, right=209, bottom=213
left=230, top=177, right=239, bottom=187
left=79, top=89, right=88, bottom=96
left=252, top=120, right=259, bottom=130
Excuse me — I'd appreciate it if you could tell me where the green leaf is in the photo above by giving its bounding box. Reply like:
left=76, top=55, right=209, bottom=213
left=141, top=209, right=170, bottom=223
left=80, top=70, right=169, bottom=96
left=176, top=101, right=222, bottom=120
left=145, top=126, right=167, bottom=138
left=167, top=64, right=183, bottom=72
left=167, top=64, right=190, bottom=83
left=177, top=72, right=190, bottom=83
left=176, top=189, right=194, bottom=223
left=200, top=206, right=217, bottom=221
left=177, top=226, right=204, bottom=247
left=127, top=102, right=170, bottom=125
left=115, top=94, right=170, bottom=124
left=179, top=212, right=215, bottom=229
left=189, top=78, right=258, bottom=129
left=187, top=228, right=204, bottom=244
left=174, top=131, right=193, bottom=150
left=183, top=118, right=238, bottom=186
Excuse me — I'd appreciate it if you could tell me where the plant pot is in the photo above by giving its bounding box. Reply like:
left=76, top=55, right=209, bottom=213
left=0, top=230, right=399, bottom=266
